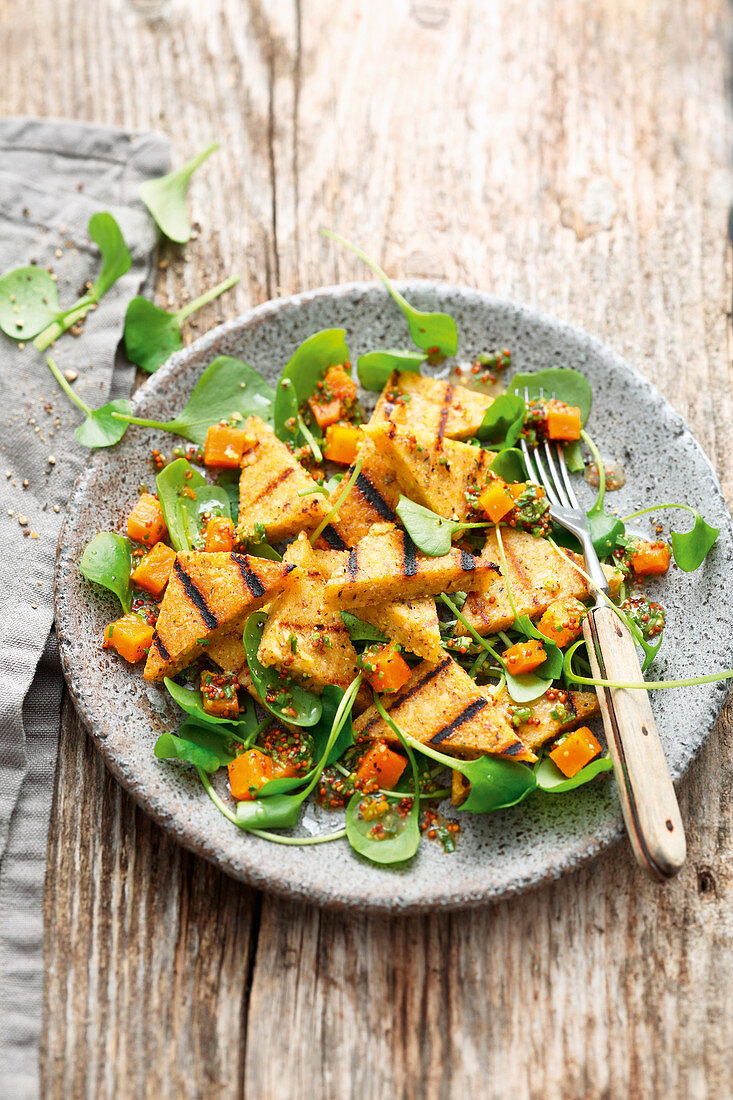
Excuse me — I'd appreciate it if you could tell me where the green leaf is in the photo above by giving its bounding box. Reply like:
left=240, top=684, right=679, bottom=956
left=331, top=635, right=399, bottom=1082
left=246, top=542, right=283, bottom=562
left=0, top=267, right=61, bottom=339
left=339, top=611, right=388, bottom=643
left=404, top=732, right=537, bottom=815
left=80, top=532, right=133, bottom=612
left=156, top=458, right=230, bottom=551
left=243, top=612, right=322, bottom=727
left=356, top=349, right=425, bottom=391
left=87, top=211, right=132, bottom=299
left=488, top=448, right=526, bottom=483
left=177, top=720, right=239, bottom=763
left=139, top=143, right=219, bottom=243
left=154, top=731, right=223, bottom=773
left=164, top=677, right=255, bottom=732
left=670, top=513, right=719, bottom=572
left=534, top=754, right=614, bottom=792
left=273, top=329, right=349, bottom=442
left=124, top=276, right=239, bottom=374
left=509, top=368, right=592, bottom=425
left=396, top=496, right=486, bottom=557
left=588, top=509, right=625, bottom=559
left=75, top=398, right=133, bottom=448
left=476, top=393, right=526, bottom=446
left=504, top=670, right=554, bottom=704
left=311, top=684, right=355, bottom=765
left=323, top=231, right=458, bottom=358
left=216, top=469, right=240, bottom=518
left=564, top=439, right=585, bottom=473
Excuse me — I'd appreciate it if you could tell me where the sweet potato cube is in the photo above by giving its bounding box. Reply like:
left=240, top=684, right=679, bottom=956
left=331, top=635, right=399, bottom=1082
left=502, top=638, right=547, bottom=674
left=103, top=613, right=154, bottom=663
left=370, top=370, right=493, bottom=440
left=127, top=493, right=167, bottom=546
left=204, top=515, right=235, bottom=552
left=237, top=416, right=329, bottom=542
left=323, top=423, right=362, bottom=465
left=628, top=540, right=671, bottom=577
left=359, top=643, right=412, bottom=693
left=354, top=656, right=535, bottom=760
left=204, top=424, right=249, bottom=468
left=131, top=541, right=176, bottom=598
left=549, top=726, right=602, bottom=777
left=356, top=742, right=407, bottom=791
left=536, top=597, right=587, bottom=648
left=228, top=749, right=274, bottom=800
left=478, top=480, right=515, bottom=523
left=546, top=401, right=582, bottom=441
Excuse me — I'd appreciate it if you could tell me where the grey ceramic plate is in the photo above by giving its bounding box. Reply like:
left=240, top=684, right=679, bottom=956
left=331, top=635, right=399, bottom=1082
left=55, top=282, right=733, bottom=913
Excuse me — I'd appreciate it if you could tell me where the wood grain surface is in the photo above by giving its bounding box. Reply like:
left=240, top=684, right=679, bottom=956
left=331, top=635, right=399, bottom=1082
left=1, top=0, right=731, bottom=1096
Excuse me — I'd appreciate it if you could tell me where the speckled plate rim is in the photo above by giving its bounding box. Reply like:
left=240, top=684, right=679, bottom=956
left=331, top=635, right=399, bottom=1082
left=54, top=280, right=733, bottom=913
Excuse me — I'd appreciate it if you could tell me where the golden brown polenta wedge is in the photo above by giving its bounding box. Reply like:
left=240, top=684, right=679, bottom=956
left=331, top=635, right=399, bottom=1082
left=324, top=523, right=493, bottom=608
left=493, top=686, right=600, bottom=752
left=367, top=423, right=495, bottom=522
left=357, top=597, right=442, bottom=662
left=369, top=371, right=492, bottom=440
left=237, top=416, right=329, bottom=542
left=327, top=435, right=401, bottom=548
left=458, top=528, right=622, bottom=635
left=144, top=552, right=295, bottom=682
left=354, top=656, right=535, bottom=760
left=208, top=630, right=248, bottom=674
left=257, top=533, right=362, bottom=697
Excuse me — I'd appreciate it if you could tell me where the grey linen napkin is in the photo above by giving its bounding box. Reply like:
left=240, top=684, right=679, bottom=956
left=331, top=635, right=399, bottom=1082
left=0, top=118, right=170, bottom=1097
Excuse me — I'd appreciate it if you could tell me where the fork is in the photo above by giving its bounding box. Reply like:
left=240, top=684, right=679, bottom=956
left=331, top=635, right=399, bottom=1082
left=519, top=406, right=686, bottom=880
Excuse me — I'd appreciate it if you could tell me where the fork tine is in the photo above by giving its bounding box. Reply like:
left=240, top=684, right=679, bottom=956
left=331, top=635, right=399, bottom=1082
left=543, top=441, right=570, bottom=507
left=520, top=436, right=540, bottom=484
left=532, top=445, right=563, bottom=507
left=556, top=442, right=581, bottom=509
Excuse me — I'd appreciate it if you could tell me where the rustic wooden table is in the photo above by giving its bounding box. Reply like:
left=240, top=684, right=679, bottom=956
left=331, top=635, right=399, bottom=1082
left=3, top=0, right=732, bottom=1096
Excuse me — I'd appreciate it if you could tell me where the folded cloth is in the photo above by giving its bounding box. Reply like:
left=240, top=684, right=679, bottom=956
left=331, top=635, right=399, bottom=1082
left=0, top=117, right=169, bottom=1098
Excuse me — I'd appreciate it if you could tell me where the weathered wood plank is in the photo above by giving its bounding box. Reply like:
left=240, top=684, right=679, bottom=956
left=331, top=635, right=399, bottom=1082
left=0, top=0, right=730, bottom=1095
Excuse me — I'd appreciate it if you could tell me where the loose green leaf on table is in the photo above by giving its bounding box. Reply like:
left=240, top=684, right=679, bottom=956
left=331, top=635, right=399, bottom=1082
left=273, top=328, right=350, bottom=442
left=323, top=230, right=458, bottom=358
left=509, top=367, right=592, bottom=425
left=356, top=349, right=425, bottom=391
left=139, top=142, right=219, bottom=243
left=114, top=356, right=275, bottom=444
left=243, top=612, right=322, bottom=728
left=0, top=267, right=61, bottom=339
left=340, top=611, right=388, bottom=644
left=534, top=754, right=614, bottom=792
left=124, top=275, right=239, bottom=374
left=396, top=496, right=487, bottom=557
left=80, top=532, right=133, bottom=612
left=476, top=393, right=526, bottom=447
left=156, top=458, right=230, bottom=551
left=47, top=354, right=133, bottom=448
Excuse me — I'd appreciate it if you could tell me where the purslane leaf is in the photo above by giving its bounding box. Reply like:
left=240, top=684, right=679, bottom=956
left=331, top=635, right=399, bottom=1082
left=356, top=349, right=425, bottom=391
left=243, top=612, right=323, bottom=728
left=509, top=367, right=592, bottom=425
left=139, top=142, right=219, bottom=243
left=0, top=267, right=61, bottom=339
left=475, top=393, right=526, bottom=446
left=80, top=532, right=133, bottom=612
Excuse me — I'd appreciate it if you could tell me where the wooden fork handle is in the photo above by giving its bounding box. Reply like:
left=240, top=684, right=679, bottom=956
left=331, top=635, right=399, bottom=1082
left=582, top=604, right=686, bottom=880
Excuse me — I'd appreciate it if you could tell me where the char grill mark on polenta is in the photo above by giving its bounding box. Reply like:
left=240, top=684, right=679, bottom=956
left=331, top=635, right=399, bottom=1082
left=347, top=548, right=358, bottom=579
left=320, top=525, right=347, bottom=550
left=250, top=466, right=295, bottom=506
left=428, top=698, right=488, bottom=744
left=173, top=559, right=218, bottom=629
left=354, top=471, right=398, bottom=522
left=358, top=658, right=452, bottom=736
left=402, top=531, right=418, bottom=577
left=460, top=550, right=475, bottom=572
left=436, top=383, right=455, bottom=444
left=151, top=632, right=171, bottom=661
left=233, top=553, right=266, bottom=597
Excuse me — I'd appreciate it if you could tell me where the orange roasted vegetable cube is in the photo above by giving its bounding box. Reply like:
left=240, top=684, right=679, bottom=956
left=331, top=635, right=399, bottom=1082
left=308, top=365, right=357, bottom=429
left=131, top=541, right=176, bottom=598
left=537, top=597, right=587, bottom=648
left=204, top=424, right=249, bottom=468
left=325, top=365, right=357, bottom=403
left=204, top=515, right=235, bottom=553
left=502, top=638, right=547, bottom=674
left=323, top=423, right=362, bottom=465
left=359, top=643, right=412, bottom=694
left=127, top=493, right=167, bottom=546
left=228, top=749, right=273, bottom=800
left=478, top=479, right=516, bottom=523
left=200, top=670, right=240, bottom=719
left=356, top=741, right=407, bottom=792
left=549, top=726, right=602, bottom=778
left=546, top=401, right=582, bottom=441
left=628, top=539, right=671, bottom=577
left=102, top=613, right=154, bottom=663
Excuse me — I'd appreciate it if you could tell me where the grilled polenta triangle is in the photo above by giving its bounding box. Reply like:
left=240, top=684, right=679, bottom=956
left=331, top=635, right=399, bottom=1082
left=326, top=435, right=401, bottom=548
left=493, top=686, right=600, bottom=752
left=353, top=656, right=535, bottom=760
left=369, top=370, right=493, bottom=440
left=144, top=552, right=295, bottom=682
left=257, top=533, right=363, bottom=697
left=236, top=416, right=329, bottom=543
left=356, top=598, right=442, bottom=663
left=324, top=523, right=493, bottom=608
left=459, top=528, right=622, bottom=636
left=367, top=422, right=495, bottom=521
